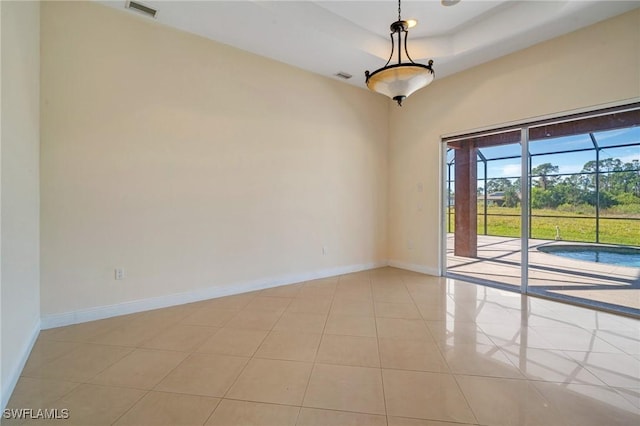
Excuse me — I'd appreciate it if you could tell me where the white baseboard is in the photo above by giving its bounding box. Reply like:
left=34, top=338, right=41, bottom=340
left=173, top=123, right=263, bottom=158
left=388, top=259, right=440, bottom=276
left=40, top=261, right=388, bottom=330
left=1, top=318, right=40, bottom=410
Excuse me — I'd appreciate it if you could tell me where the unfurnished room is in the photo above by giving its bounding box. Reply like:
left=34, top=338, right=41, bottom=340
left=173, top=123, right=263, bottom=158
left=1, top=1, right=639, bottom=425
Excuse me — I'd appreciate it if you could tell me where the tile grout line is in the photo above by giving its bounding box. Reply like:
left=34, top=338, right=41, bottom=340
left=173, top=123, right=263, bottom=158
left=295, top=275, right=339, bottom=425
left=145, top=293, right=258, bottom=424
left=107, top=307, right=227, bottom=425
left=200, top=293, right=276, bottom=425
left=108, top=388, right=151, bottom=426
left=404, top=273, right=482, bottom=425
left=371, top=273, right=391, bottom=426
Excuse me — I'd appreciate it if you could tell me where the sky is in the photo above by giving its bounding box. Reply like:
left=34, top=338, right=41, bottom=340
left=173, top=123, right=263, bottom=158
left=447, top=126, right=640, bottom=186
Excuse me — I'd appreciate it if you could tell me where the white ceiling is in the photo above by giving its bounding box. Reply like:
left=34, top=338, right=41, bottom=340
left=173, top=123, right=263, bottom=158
left=98, top=1, right=639, bottom=89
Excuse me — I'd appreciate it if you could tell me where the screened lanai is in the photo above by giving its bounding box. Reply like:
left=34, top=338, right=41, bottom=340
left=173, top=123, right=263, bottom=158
left=444, top=105, right=640, bottom=316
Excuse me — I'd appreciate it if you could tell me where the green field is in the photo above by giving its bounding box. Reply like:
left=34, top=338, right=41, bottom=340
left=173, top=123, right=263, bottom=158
left=446, top=206, right=640, bottom=246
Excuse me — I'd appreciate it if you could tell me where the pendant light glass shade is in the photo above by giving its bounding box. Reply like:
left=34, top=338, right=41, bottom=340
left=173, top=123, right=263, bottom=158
left=365, top=0, right=435, bottom=106
left=365, top=63, right=434, bottom=106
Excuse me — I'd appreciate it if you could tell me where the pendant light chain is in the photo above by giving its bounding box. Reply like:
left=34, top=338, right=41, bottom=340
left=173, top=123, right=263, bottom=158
left=397, top=0, right=403, bottom=66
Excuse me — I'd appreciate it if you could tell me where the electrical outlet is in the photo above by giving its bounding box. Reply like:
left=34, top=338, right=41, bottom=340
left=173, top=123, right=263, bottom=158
left=322, top=246, right=328, bottom=255
left=114, top=268, right=125, bottom=280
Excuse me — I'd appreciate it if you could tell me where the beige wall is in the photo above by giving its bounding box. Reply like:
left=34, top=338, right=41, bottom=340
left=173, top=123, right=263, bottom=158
left=388, top=9, right=640, bottom=271
left=1, top=0, right=40, bottom=407
left=40, top=2, right=389, bottom=318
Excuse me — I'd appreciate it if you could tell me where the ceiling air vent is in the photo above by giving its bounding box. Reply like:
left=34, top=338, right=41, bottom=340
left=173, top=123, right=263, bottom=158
left=335, top=72, right=352, bottom=80
left=126, top=1, right=157, bottom=19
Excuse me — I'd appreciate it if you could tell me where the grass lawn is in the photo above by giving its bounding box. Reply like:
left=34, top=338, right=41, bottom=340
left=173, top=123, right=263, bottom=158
left=446, top=206, right=640, bottom=246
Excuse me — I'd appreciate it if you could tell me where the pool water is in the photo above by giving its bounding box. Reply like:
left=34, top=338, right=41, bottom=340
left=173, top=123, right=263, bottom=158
left=538, top=245, right=640, bottom=267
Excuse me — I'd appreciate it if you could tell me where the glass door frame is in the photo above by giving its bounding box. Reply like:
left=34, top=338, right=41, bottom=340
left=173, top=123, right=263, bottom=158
left=520, top=127, right=529, bottom=295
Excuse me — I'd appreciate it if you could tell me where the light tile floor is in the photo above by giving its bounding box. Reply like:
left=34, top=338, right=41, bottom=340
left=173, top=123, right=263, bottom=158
left=5, top=267, right=640, bottom=425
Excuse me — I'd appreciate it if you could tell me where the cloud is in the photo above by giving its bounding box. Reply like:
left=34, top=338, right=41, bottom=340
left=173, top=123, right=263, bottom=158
left=501, top=164, right=521, bottom=177
left=558, top=164, right=585, bottom=174
left=614, top=153, right=640, bottom=164
left=594, top=128, right=640, bottom=144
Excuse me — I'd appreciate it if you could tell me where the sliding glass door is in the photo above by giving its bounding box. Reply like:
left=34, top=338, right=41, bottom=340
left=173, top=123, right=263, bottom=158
left=443, top=104, right=640, bottom=316
left=445, top=129, right=522, bottom=290
left=526, top=122, right=640, bottom=315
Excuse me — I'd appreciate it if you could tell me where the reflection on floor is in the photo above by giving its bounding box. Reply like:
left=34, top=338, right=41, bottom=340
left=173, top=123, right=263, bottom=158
left=5, top=267, right=640, bottom=425
left=447, top=234, right=640, bottom=312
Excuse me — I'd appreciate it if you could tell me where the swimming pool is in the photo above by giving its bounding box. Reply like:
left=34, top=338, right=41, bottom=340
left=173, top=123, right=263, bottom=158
left=537, top=244, right=640, bottom=267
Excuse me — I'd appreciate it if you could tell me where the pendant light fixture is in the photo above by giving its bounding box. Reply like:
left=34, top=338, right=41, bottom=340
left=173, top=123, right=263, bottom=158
left=365, top=0, right=435, bottom=106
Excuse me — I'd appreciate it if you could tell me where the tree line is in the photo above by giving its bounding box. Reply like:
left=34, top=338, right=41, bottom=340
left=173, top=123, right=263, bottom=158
left=482, top=158, right=640, bottom=209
